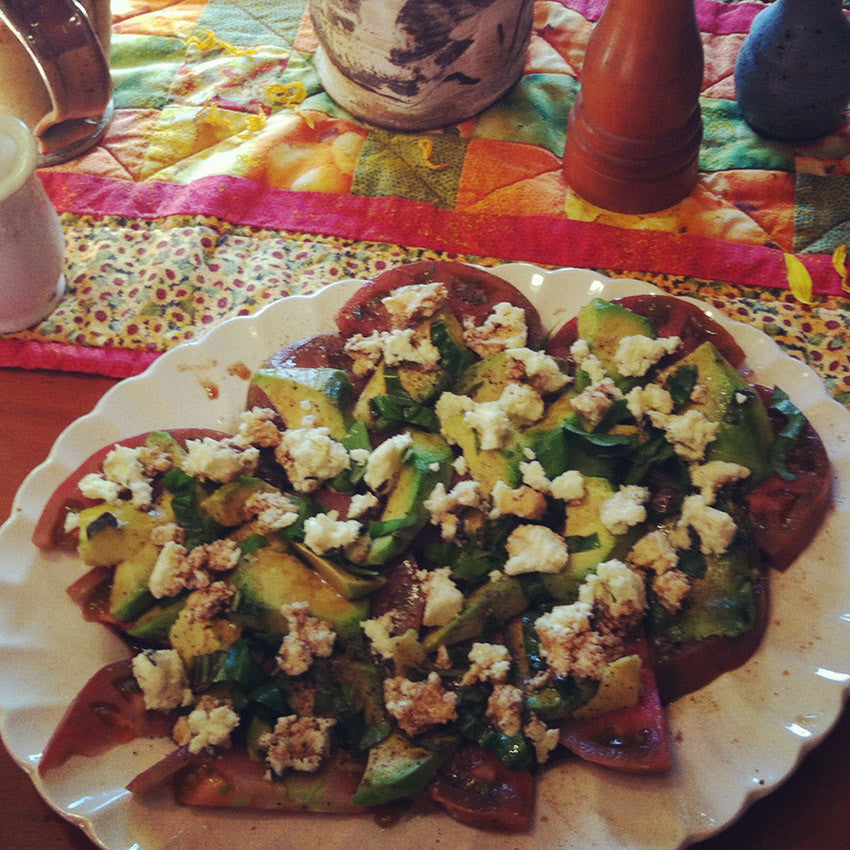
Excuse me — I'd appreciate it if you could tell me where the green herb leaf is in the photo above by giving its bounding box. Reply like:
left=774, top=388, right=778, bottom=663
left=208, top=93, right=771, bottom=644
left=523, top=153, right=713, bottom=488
left=431, top=321, right=474, bottom=380
left=666, top=364, right=698, bottom=410
left=238, top=534, right=269, bottom=555
left=163, top=468, right=221, bottom=548
left=565, top=533, right=600, bottom=553
left=767, top=387, right=808, bottom=480
left=370, top=394, right=440, bottom=432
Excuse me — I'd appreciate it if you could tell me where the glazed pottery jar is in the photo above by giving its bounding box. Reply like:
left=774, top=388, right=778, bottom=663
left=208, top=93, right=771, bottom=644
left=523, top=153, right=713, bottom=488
left=563, top=0, right=704, bottom=214
left=0, top=114, right=65, bottom=333
left=311, top=0, right=535, bottom=131
left=735, top=0, right=850, bottom=140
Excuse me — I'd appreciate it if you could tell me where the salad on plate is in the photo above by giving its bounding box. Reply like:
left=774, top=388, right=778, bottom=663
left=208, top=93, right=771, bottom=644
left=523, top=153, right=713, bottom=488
left=33, top=261, right=831, bottom=833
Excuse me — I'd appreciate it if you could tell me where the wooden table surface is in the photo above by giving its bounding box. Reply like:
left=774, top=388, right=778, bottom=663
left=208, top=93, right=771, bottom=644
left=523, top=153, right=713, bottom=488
left=1, top=366, right=848, bottom=850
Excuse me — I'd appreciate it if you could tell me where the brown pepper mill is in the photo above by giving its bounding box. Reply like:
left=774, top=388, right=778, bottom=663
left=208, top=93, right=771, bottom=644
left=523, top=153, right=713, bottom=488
left=563, top=0, right=704, bottom=214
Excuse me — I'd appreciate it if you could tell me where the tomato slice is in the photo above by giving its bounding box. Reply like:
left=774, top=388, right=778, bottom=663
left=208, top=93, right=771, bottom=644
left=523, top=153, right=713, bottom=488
left=559, top=651, right=672, bottom=774
left=546, top=293, right=745, bottom=368
left=174, top=748, right=364, bottom=813
left=428, top=745, right=535, bottom=832
left=39, top=659, right=177, bottom=772
left=745, top=424, right=831, bottom=571
left=126, top=745, right=206, bottom=793
left=32, top=428, right=230, bottom=551
left=335, top=260, right=545, bottom=348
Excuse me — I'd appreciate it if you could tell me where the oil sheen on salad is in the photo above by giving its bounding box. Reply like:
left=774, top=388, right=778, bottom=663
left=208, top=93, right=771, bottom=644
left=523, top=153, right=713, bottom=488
left=35, top=261, right=831, bottom=833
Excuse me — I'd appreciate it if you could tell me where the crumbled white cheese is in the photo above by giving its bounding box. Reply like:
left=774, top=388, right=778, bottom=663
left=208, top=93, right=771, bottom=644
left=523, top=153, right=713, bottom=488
left=462, top=642, right=512, bottom=684
left=276, top=602, right=336, bottom=676
left=259, top=715, right=336, bottom=775
left=524, top=713, right=560, bottom=763
left=570, top=340, right=608, bottom=384
left=578, top=559, right=647, bottom=623
left=452, top=454, right=468, bottom=475
left=149, top=523, right=185, bottom=546
left=734, top=391, right=749, bottom=404
left=77, top=473, right=122, bottom=503
left=349, top=447, right=370, bottom=465
left=652, top=569, right=692, bottom=613
left=550, top=469, right=586, bottom=502
left=424, top=480, right=485, bottom=540
left=275, top=427, right=350, bottom=492
left=504, top=524, right=570, bottom=575
left=418, top=567, right=464, bottom=627
left=102, top=444, right=156, bottom=508
left=173, top=695, right=240, bottom=755
left=183, top=581, right=236, bottom=624
left=498, top=382, right=545, bottom=426
left=463, top=400, right=513, bottom=451
left=462, top=302, right=528, bottom=358
left=383, top=671, right=458, bottom=736
left=245, top=490, right=300, bottom=533
left=383, top=327, right=441, bottom=370
left=504, top=348, right=571, bottom=394
left=361, top=611, right=398, bottom=660
left=490, top=480, right=547, bottom=521
left=570, top=377, right=623, bottom=427
left=653, top=409, right=720, bottom=462
left=63, top=511, right=81, bottom=533
left=348, top=491, right=380, bottom=519
left=625, top=383, right=674, bottom=422
left=344, top=331, right=387, bottom=376
left=232, top=407, right=282, bottom=448
left=149, top=540, right=193, bottom=598
left=598, top=485, right=649, bottom=535
left=534, top=602, right=620, bottom=680
left=182, top=437, right=259, bottom=484
left=363, top=432, right=413, bottom=492
left=678, top=494, right=738, bottom=555
left=381, top=282, right=448, bottom=327
left=132, top=649, right=193, bottom=711
left=485, top=684, right=524, bottom=737
left=689, top=460, right=750, bottom=503
left=614, top=334, right=680, bottom=377
left=519, top=460, right=552, bottom=493
left=628, top=529, right=679, bottom=576
left=303, top=511, right=362, bottom=556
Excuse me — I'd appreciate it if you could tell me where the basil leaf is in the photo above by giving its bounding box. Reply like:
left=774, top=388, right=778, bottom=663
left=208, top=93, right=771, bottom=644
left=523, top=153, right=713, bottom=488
left=238, top=533, right=269, bottom=555
left=666, top=364, right=698, bottom=410
left=431, top=321, right=473, bottom=379
left=626, top=431, right=676, bottom=484
left=565, top=533, right=600, bottom=553
left=768, top=387, right=808, bottom=480
left=370, top=394, right=440, bottom=432
left=367, top=516, right=418, bottom=537
left=163, top=468, right=221, bottom=548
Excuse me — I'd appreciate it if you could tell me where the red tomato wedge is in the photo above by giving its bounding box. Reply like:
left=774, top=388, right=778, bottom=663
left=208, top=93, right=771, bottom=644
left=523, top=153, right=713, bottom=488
left=746, top=422, right=831, bottom=571
left=32, top=428, right=230, bottom=551
left=174, top=747, right=364, bottom=813
left=39, top=660, right=177, bottom=772
left=429, top=745, right=535, bottom=832
left=126, top=745, right=206, bottom=794
left=559, top=641, right=672, bottom=774
left=546, top=293, right=745, bottom=368
left=335, top=260, right=545, bottom=348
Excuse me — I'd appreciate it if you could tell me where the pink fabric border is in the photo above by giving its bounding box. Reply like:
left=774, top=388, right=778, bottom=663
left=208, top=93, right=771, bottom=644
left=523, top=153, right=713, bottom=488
left=557, top=0, right=767, bottom=33
left=42, top=171, right=844, bottom=298
left=0, top=337, right=159, bottom=377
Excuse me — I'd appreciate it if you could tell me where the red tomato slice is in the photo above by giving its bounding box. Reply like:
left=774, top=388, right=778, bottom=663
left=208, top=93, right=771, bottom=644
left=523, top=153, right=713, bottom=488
left=559, top=660, right=672, bottom=774
left=65, top=565, right=121, bottom=626
left=126, top=745, right=206, bottom=794
left=174, top=748, right=364, bottom=813
left=39, top=659, right=177, bottom=772
left=546, top=293, right=745, bottom=368
left=32, top=428, right=230, bottom=551
left=335, top=260, right=545, bottom=348
left=745, top=422, right=831, bottom=571
left=428, top=745, right=535, bottom=832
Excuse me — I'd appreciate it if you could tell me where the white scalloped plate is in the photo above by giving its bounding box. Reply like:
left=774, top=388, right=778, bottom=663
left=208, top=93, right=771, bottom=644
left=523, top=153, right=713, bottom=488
left=1, top=265, right=849, bottom=850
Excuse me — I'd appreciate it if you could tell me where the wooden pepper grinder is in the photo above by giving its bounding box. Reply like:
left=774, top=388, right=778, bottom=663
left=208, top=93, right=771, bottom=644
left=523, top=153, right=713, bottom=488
left=563, top=0, right=704, bottom=214
left=735, top=0, right=850, bottom=141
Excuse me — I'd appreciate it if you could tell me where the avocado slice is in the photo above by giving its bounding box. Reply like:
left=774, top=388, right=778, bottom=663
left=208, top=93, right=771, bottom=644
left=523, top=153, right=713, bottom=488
left=77, top=500, right=172, bottom=567
left=352, top=730, right=449, bottom=807
left=288, top=539, right=386, bottom=600
left=169, top=604, right=242, bottom=663
left=126, top=594, right=187, bottom=642
left=231, top=546, right=368, bottom=645
left=109, top=540, right=160, bottom=621
left=577, top=299, right=656, bottom=388
left=249, top=366, right=354, bottom=438
left=366, top=430, right=453, bottom=565
left=422, top=576, right=528, bottom=653
left=200, top=478, right=279, bottom=526
left=571, top=654, right=642, bottom=718
left=541, top=476, right=641, bottom=602
left=672, top=341, right=774, bottom=483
